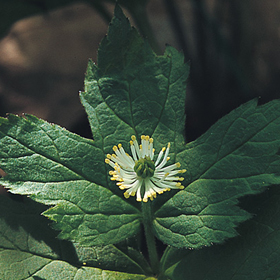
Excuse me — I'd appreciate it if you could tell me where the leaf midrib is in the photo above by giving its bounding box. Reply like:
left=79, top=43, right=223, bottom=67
left=1, top=130, right=104, bottom=186
left=183, top=105, right=280, bottom=182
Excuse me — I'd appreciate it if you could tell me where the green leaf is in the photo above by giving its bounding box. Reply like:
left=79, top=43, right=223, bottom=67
left=0, top=194, right=73, bottom=279
left=75, top=243, right=152, bottom=275
left=80, top=4, right=189, bottom=157
left=2, top=254, right=148, bottom=280
left=160, top=187, right=280, bottom=280
left=29, top=263, right=148, bottom=280
left=0, top=4, right=189, bottom=249
left=0, top=194, right=149, bottom=279
left=154, top=99, right=280, bottom=249
left=0, top=114, right=141, bottom=246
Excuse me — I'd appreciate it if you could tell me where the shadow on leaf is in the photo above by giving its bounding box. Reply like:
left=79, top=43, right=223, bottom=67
left=0, top=193, right=80, bottom=265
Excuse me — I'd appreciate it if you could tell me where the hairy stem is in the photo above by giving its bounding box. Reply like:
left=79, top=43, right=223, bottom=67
left=142, top=201, right=159, bottom=275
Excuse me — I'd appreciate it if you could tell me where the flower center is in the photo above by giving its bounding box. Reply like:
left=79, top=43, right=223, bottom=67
left=134, top=156, right=155, bottom=179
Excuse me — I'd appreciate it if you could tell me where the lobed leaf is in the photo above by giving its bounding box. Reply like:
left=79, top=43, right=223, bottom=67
left=0, top=114, right=141, bottom=246
left=80, top=5, right=189, bottom=158
left=0, top=4, right=189, bottom=249
left=160, top=187, right=280, bottom=280
left=1, top=252, right=148, bottom=280
left=154, top=99, right=280, bottom=249
left=0, top=195, right=150, bottom=279
left=2, top=2, right=280, bottom=266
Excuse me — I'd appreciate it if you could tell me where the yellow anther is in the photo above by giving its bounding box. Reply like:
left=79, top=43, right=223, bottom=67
left=114, top=167, right=120, bottom=173
left=106, top=135, right=184, bottom=203
left=124, top=192, right=130, bottom=199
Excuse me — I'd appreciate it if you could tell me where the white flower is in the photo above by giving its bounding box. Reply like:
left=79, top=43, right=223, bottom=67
left=105, top=135, right=186, bottom=202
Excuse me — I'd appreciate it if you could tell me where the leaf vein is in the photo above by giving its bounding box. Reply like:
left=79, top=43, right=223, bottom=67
left=150, top=57, right=172, bottom=137
left=97, top=81, right=136, bottom=134
left=2, top=132, right=96, bottom=183
left=198, top=112, right=280, bottom=180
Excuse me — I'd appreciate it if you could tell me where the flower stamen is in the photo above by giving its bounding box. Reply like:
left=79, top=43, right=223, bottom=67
left=105, top=135, right=185, bottom=202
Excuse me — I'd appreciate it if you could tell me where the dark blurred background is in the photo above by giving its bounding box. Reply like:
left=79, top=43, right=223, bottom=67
left=0, top=0, right=279, bottom=142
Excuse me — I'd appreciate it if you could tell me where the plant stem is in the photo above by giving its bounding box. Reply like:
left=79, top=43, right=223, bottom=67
left=142, top=201, right=159, bottom=275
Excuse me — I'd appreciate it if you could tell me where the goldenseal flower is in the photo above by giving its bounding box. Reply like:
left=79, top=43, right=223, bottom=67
left=105, top=135, right=186, bottom=202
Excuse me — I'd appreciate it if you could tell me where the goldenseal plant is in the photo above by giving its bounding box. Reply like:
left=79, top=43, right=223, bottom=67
left=1, top=5, right=280, bottom=280
left=105, top=135, right=185, bottom=202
